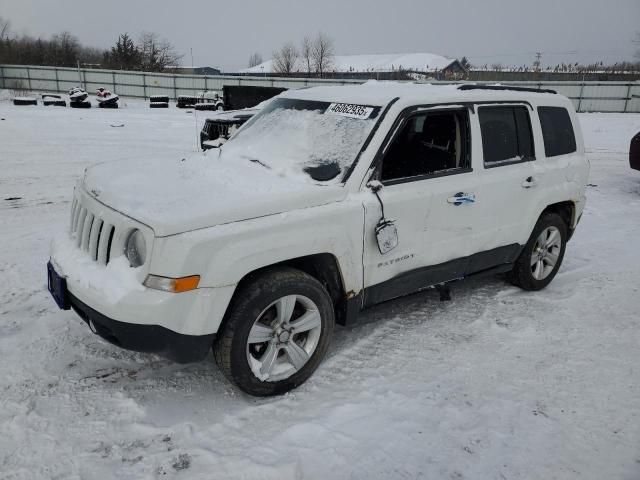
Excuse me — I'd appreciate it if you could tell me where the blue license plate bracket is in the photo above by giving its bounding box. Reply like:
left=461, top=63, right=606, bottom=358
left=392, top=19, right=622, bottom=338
left=47, top=261, right=70, bottom=310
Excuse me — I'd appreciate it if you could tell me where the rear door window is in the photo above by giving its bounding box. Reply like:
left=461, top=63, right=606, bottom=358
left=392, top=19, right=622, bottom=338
left=537, top=106, right=577, bottom=157
left=478, top=106, right=535, bottom=167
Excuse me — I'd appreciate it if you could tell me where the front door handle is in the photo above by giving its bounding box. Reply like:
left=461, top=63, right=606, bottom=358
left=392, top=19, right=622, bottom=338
left=522, top=176, right=538, bottom=188
left=447, top=192, right=475, bottom=206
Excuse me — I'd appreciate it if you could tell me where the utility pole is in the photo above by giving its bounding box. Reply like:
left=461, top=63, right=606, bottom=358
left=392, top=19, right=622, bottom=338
left=533, top=52, right=542, bottom=72
left=190, top=48, right=194, bottom=70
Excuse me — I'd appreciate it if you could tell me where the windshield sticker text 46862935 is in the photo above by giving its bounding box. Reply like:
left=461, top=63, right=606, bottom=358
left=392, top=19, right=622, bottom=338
left=325, top=103, right=374, bottom=120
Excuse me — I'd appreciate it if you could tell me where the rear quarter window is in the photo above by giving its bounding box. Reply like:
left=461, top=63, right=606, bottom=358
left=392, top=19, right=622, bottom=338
left=537, top=106, right=577, bottom=157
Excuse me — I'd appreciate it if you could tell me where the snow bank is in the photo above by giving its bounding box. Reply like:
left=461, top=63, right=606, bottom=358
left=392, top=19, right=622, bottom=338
left=50, top=234, right=144, bottom=303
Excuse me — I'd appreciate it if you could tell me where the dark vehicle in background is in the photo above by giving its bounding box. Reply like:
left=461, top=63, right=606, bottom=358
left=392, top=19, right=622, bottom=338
left=200, top=109, right=258, bottom=150
left=178, top=91, right=224, bottom=109
left=222, top=85, right=286, bottom=110
left=631, top=132, right=640, bottom=171
left=199, top=85, right=287, bottom=150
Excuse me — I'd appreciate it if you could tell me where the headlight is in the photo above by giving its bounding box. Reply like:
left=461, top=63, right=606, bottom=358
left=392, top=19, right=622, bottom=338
left=125, top=229, right=147, bottom=267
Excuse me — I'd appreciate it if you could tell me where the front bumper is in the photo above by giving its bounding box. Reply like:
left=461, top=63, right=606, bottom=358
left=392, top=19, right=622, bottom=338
left=68, top=291, right=215, bottom=363
left=49, top=230, right=236, bottom=337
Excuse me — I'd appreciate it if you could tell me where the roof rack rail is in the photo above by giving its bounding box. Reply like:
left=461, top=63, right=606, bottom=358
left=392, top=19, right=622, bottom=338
left=457, top=84, right=557, bottom=94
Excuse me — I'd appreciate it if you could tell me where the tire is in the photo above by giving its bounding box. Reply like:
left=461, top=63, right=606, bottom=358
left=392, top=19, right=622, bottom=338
left=70, top=101, right=91, bottom=109
left=44, top=100, right=66, bottom=107
left=216, top=104, right=224, bottom=111
left=214, top=267, right=335, bottom=396
left=150, top=102, right=169, bottom=108
left=508, top=212, right=567, bottom=291
left=13, top=98, right=37, bottom=106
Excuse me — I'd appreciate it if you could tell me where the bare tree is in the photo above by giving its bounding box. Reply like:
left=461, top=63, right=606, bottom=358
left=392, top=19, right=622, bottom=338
left=301, top=36, right=313, bottom=75
left=634, top=32, right=640, bottom=60
left=138, top=32, right=183, bottom=71
left=0, top=27, right=107, bottom=68
left=248, top=52, right=263, bottom=68
left=272, top=42, right=299, bottom=75
left=0, top=16, right=10, bottom=40
left=311, top=32, right=334, bottom=77
left=51, top=31, right=80, bottom=66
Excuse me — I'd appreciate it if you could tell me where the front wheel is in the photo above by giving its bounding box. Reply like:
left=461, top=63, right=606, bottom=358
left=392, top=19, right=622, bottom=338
left=214, top=267, right=334, bottom=396
left=508, top=212, right=567, bottom=291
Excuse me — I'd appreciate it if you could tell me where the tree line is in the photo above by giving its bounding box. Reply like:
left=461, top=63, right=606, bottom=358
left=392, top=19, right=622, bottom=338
left=249, top=32, right=335, bottom=77
left=0, top=17, right=182, bottom=72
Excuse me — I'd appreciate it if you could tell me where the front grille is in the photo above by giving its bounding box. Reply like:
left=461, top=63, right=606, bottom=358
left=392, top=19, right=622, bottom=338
left=203, top=118, right=250, bottom=142
left=203, top=121, right=230, bottom=141
left=69, top=195, right=117, bottom=265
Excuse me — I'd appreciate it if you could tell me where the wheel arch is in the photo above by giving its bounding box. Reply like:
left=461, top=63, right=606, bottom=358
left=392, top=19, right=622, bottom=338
left=221, top=253, right=356, bottom=331
left=540, top=200, right=576, bottom=240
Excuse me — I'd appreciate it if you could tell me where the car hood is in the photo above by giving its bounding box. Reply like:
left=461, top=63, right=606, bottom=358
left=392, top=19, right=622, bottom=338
left=82, top=153, right=347, bottom=237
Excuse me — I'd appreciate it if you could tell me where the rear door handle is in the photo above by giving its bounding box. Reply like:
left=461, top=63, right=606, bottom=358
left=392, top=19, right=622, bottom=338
left=522, top=176, right=537, bottom=188
left=447, top=192, right=475, bottom=206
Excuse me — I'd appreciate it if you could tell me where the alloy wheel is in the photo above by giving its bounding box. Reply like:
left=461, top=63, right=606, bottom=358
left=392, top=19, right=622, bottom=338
left=530, top=226, right=562, bottom=280
left=246, top=294, right=322, bottom=382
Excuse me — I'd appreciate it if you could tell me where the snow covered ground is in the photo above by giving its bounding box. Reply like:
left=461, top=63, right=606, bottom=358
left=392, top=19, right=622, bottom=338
left=1, top=96, right=639, bottom=480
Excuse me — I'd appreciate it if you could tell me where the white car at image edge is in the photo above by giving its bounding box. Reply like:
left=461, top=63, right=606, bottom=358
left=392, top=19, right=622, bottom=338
left=48, top=83, right=589, bottom=396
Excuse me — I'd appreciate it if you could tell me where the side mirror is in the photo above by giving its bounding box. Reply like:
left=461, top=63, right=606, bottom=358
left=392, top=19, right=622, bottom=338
left=631, top=132, right=640, bottom=172
left=367, top=180, right=398, bottom=254
left=366, top=180, right=383, bottom=193
left=375, top=220, right=398, bottom=255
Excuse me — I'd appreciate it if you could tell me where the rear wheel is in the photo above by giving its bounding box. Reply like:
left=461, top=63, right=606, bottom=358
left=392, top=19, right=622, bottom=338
left=214, top=267, right=334, bottom=396
left=508, top=212, right=567, bottom=291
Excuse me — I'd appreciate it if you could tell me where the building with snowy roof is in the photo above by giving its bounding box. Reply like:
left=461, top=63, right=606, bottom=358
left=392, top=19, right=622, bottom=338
left=240, top=52, right=466, bottom=79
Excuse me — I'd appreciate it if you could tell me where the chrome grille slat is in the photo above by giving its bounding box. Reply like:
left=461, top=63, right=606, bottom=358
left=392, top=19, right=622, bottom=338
left=106, top=226, right=116, bottom=264
left=76, top=208, right=87, bottom=246
left=97, top=223, right=113, bottom=265
left=69, top=198, right=78, bottom=233
left=81, top=213, right=94, bottom=250
left=72, top=203, right=82, bottom=233
left=89, top=218, right=103, bottom=261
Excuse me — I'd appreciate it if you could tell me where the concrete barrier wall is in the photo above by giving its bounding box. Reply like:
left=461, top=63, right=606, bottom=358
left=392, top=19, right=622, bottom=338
left=1, top=64, right=639, bottom=113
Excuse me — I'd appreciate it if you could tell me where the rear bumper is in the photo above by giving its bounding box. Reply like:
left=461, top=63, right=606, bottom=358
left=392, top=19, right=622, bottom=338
left=69, top=292, right=215, bottom=363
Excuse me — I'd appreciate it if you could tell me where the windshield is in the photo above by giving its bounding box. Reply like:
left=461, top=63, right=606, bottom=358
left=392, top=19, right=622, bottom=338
left=219, top=98, right=382, bottom=183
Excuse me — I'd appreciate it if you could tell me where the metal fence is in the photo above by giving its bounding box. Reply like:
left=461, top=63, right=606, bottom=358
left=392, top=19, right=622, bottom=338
left=1, top=64, right=639, bottom=113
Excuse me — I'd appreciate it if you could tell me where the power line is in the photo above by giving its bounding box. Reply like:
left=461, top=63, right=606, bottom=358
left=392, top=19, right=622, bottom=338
left=467, top=48, right=630, bottom=60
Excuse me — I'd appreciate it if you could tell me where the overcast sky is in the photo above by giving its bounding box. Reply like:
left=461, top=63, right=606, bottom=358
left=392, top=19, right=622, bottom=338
left=1, top=0, right=638, bottom=71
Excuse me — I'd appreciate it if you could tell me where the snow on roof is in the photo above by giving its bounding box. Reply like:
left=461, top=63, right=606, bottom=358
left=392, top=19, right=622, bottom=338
left=241, top=52, right=458, bottom=74
left=278, top=82, right=562, bottom=107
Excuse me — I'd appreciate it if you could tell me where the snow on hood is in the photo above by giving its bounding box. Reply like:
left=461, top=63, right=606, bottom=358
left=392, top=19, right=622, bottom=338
left=82, top=152, right=346, bottom=237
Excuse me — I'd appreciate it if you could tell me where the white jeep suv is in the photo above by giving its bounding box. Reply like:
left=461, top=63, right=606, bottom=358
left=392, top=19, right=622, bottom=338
left=48, top=84, right=589, bottom=396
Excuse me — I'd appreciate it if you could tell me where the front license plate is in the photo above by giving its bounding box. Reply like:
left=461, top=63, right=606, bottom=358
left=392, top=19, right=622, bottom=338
left=47, top=261, right=70, bottom=310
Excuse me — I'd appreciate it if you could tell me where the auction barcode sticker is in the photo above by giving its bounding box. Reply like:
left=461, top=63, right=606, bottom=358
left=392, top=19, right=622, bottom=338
left=325, top=103, right=374, bottom=119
